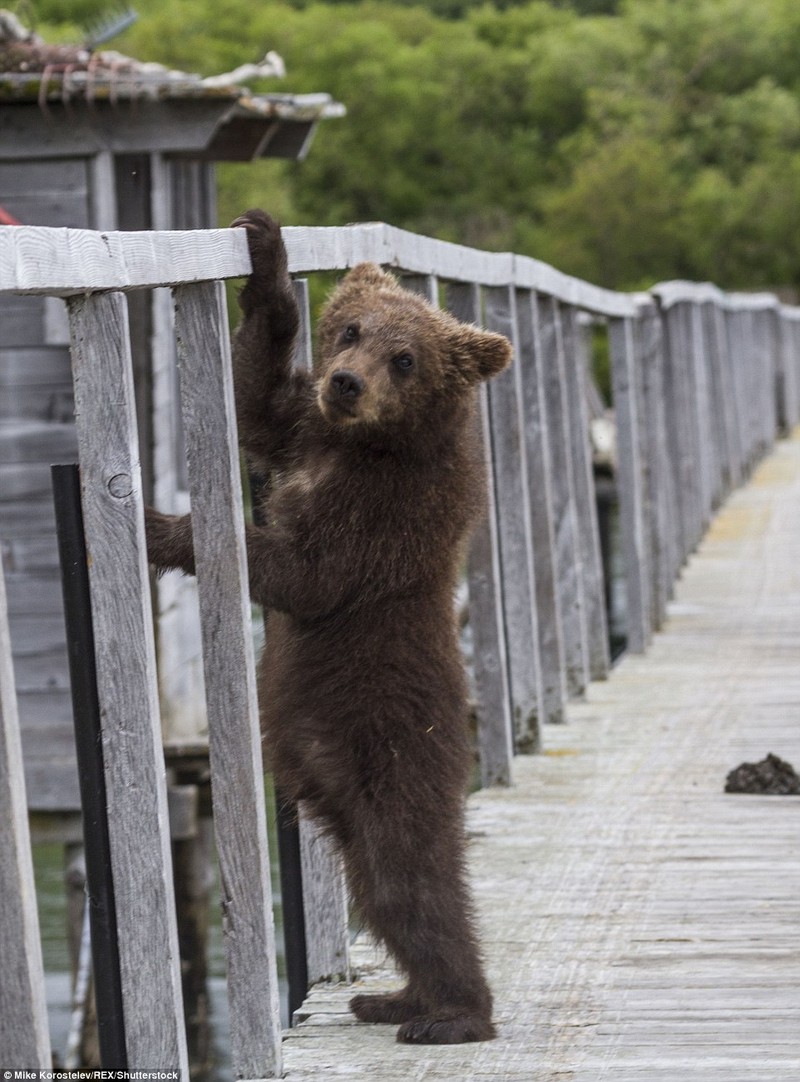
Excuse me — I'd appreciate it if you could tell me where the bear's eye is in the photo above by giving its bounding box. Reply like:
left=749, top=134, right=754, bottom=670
left=392, top=353, right=414, bottom=373
left=342, top=324, right=359, bottom=343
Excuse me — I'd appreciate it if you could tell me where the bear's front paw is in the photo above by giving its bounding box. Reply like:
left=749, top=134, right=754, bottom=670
left=396, top=1011, right=497, bottom=1045
left=231, top=209, right=291, bottom=312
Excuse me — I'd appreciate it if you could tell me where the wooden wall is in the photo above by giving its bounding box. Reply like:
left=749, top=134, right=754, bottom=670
left=0, top=158, right=88, bottom=810
left=0, top=153, right=215, bottom=811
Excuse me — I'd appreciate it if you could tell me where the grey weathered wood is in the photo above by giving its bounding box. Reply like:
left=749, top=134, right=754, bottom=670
left=777, top=311, right=800, bottom=432
left=298, top=813, right=351, bottom=985
left=660, top=304, right=695, bottom=567
left=65, top=291, right=188, bottom=1072
left=705, top=302, right=740, bottom=494
left=538, top=296, right=589, bottom=693
left=282, top=432, right=800, bottom=1082
left=400, top=272, right=439, bottom=305
left=289, top=274, right=351, bottom=987
left=729, top=306, right=752, bottom=478
left=757, top=308, right=780, bottom=451
left=609, top=316, right=651, bottom=653
left=291, top=278, right=314, bottom=370
left=515, top=290, right=565, bottom=724
left=687, top=304, right=714, bottom=521
left=0, top=551, right=51, bottom=1067
left=172, top=280, right=282, bottom=1080
left=561, top=308, right=609, bottom=680
left=0, top=224, right=252, bottom=295
left=1, top=223, right=640, bottom=316
left=636, top=300, right=675, bottom=630
left=484, top=285, right=542, bottom=758
left=446, top=281, right=515, bottom=778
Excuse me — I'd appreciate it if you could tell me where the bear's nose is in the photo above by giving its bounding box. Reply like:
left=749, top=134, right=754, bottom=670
left=330, top=369, right=364, bottom=399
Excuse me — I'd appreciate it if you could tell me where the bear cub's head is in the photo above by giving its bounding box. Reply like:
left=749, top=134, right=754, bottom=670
left=316, top=263, right=511, bottom=431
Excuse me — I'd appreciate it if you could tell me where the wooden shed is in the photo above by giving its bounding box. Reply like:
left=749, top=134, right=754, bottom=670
left=0, top=16, right=343, bottom=818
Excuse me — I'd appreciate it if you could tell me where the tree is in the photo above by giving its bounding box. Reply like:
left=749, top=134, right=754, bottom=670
left=33, top=0, right=800, bottom=292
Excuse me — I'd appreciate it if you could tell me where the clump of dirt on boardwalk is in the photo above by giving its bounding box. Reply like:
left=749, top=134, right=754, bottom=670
left=725, top=753, right=800, bottom=794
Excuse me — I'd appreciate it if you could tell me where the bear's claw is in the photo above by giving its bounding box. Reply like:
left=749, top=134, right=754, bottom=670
left=396, top=1012, right=497, bottom=1045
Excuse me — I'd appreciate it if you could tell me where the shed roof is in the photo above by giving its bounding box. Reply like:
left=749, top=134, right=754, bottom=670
left=0, top=9, right=344, bottom=161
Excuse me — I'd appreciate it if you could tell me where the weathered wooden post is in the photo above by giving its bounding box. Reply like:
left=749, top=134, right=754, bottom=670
left=171, top=279, right=282, bottom=1078
left=66, top=289, right=189, bottom=1071
left=514, top=288, right=566, bottom=724
left=635, top=298, right=674, bottom=632
left=537, top=296, right=591, bottom=693
left=0, top=550, right=51, bottom=1067
left=778, top=307, right=800, bottom=432
left=484, top=283, right=543, bottom=757
left=608, top=314, right=652, bottom=653
left=561, top=307, right=610, bottom=681
left=446, top=281, right=515, bottom=782
left=286, top=274, right=350, bottom=997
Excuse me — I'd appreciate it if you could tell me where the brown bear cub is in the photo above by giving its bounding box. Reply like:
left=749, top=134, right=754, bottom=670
left=145, top=209, right=511, bottom=1044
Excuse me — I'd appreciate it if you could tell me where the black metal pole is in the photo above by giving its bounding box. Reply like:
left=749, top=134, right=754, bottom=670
left=52, top=464, right=128, bottom=1068
left=249, top=469, right=309, bottom=1022
left=275, top=791, right=310, bottom=1022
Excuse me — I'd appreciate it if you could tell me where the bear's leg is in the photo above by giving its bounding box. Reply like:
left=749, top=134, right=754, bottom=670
left=345, top=814, right=496, bottom=1044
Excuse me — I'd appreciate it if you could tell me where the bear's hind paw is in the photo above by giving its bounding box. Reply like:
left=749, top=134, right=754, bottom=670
left=397, top=1012, right=497, bottom=1045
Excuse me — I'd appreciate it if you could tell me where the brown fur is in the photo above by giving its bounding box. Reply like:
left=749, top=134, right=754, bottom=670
left=145, top=209, right=512, bottom=1044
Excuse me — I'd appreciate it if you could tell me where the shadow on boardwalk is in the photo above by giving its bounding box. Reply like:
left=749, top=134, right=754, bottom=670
left=283, top=432, right=800, bottom=1081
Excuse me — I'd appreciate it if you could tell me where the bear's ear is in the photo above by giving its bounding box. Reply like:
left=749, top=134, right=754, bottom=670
left=449, top=324, right=513, bottom=384
left=340, top=262, right=400, bottom=292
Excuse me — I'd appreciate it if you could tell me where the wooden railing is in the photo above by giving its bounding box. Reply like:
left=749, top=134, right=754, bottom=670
left=1, top=222, right=798, bottom=1075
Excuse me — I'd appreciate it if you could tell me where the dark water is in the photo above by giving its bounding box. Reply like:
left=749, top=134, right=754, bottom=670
left=34, top=803, right=287, bottom=1077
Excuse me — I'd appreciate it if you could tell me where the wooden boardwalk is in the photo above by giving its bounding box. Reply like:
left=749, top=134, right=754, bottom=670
left=281, top=431, right=800, bottom=1081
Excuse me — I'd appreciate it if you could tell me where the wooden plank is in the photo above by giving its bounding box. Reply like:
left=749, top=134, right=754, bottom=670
left=65, top=291, right=188, bottom=1071
left=635, top=300, right=675, bottom=629
left=0, top=346, right=73, bottom=386
left=1, top=535, right=59, bottom=572
left=777, top=311, right=800, bottom=432
left=0, top=551, right=51, bottom=1066
left=0, top=295, right=45, bottom=346
left=446, top=281, right=515, bottom=777
left=298, top=813, right=351, bottom=984
left=757, top=309, right=780, bottom=451
left=0, top=158, right=89, bottom=196
left=0, top=420, right=78, bottom=464
left=2, top=223, right=639, bottom=316
left=561, top=307, right=609, bottom=680
left=721, top=306, right=748, bottom=482
left=484, top=285, right=541, bottom=760
left=609, top=316, right=651, bottom=653
left=281, top=432, right=800, bottom=1082
left=688, top=302, right=716, bottom=524
left=0, top=381, right=73, bottom=422
left=24, top=759, right=80, bottom=812
left=741, top=310, right=762, bottom=465
left=0, top=224, right=252, bottom=295
left=172, top=280, right=282, bottom=1079
left=291, top=278, right=314, bottom=370
left=288, top=273, right=351, bottom=987
left=515, top=290, right=565, bottom=724
left=538, top=296, right=589, bottom=692
left=660, top=304, right=697, bottom=566
left=0, top=462, right=57, bottom=502
left=706, top=303, right=740, bottom=493
left=400, top=272, right=439, bottom=305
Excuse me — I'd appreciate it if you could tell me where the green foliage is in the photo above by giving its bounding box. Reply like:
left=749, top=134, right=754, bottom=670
left=33, top=0, right=800, bottom=291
